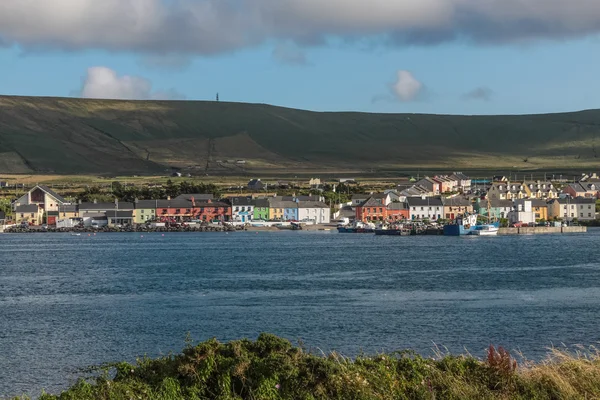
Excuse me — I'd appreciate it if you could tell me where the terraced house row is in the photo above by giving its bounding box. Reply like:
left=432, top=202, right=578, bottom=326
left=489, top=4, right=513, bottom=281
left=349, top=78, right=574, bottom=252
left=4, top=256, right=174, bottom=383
left=9, top=185, right=331, bottom=227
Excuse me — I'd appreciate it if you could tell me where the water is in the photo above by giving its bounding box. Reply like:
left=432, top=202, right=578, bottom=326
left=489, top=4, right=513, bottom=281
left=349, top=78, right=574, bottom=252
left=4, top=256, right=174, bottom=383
left=1, top=230, right=600, bottom=397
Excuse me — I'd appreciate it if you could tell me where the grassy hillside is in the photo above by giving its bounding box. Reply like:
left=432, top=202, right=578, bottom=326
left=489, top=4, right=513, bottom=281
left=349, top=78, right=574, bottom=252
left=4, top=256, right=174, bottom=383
left=1, top=95, right=600, bottom=174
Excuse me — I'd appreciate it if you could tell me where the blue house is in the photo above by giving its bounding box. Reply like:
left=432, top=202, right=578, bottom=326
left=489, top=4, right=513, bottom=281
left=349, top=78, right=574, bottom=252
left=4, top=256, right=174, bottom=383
left=283, top=201, right=298, bottom=221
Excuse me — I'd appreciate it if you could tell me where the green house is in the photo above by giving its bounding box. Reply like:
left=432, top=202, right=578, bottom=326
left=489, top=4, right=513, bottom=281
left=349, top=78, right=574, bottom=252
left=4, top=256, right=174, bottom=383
left=253, top=199, right=270, bottom=220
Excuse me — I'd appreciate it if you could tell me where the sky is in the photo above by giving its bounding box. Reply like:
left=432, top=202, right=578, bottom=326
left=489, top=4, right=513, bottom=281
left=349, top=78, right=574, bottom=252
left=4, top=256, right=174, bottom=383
left=1, top=0, right=600, bottom=115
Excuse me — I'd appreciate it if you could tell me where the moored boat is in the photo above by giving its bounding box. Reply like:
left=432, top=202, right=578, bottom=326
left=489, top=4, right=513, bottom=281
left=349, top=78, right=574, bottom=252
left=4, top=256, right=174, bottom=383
left=471, top=225, right=499, bottom=236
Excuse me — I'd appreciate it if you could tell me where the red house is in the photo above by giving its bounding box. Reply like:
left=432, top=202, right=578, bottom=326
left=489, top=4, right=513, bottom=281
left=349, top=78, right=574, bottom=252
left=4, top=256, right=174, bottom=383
left=156, top=197, right=231, bottom=222
left=386, top=202, right=409, bottom=221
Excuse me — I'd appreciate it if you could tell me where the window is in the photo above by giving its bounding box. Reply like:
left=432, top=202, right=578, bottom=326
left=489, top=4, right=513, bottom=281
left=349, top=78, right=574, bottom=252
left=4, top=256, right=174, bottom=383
left=162, top=209, right=167, bottom=214
left=141, top=210, right=144, bottom=213
left=186, top=209, right=191, bottom=213
left=20, top=213, right=24, bottom=218
left=589, top=213, right=592, bottom=217
left=175, top=209, right=181, bottom=214
left=421, top=207, right=424, bottom=211
left=589, top=205, right=592, bottom=209
left=379, top=208, right=383, bottom=213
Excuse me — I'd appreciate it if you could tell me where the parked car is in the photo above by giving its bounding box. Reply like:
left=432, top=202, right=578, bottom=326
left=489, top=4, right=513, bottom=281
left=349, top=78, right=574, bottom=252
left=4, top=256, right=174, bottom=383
left=510, top=221, right=524, bottom=227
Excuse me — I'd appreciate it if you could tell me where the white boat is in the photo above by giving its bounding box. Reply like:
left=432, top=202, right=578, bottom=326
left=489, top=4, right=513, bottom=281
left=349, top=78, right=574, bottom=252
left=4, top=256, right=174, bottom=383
left=471, top=225, right=499, bottom=236
left=71, top=233, right=81, bottom=236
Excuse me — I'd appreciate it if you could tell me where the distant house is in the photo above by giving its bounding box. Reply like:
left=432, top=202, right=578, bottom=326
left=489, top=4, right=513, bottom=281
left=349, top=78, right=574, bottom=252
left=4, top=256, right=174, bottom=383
left=253, top=199, right=270, bottom=220
left=548, top=197, right=596, bottom=221
left=516, top=199, right=549, bottom=221
left=475, top=199, right=514, bottom=220
left=449, top=172, right=472, bottom=191
left=562, top=182, right=599, bottom=199
left=229, top=197, right=255, bottom=223
left=524, top=181, right=558, bottom=199
left=406, top=197, right=444, bottom=221
left=356, top=197, right=387, bottom=222
left=386, top=202, right=409, bottom=222
left=442, top=197, right=473, bottom=220
left=298, top=201, right=331, bottom=224
left=14, top=204, right=43, bottom=226
left=134, top=200, right=159, bottom=224
left=487, top=182, right=526, bottom=201
left=248, top=179, right=265, bottom=191
left=13, top=185, right=69, bottom=213
left=415, top=177, right=440, bottom=195
left=507, top=200, right=536, bottom=225
left=351, top=194, right=370, bottom=206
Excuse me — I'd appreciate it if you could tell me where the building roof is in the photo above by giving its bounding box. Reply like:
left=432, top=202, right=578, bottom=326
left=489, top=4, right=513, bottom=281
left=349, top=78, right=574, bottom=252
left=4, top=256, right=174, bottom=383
left=442, top=197, right=472, bottom=207
left=174, top=193, right=214, bottom=201
left=61, top=205, right=78, bottom=212
left=136, top=200, right=160, bottom=209
left=79, top=202, right=134, bottom=211
left=551, top=197, right=596, bottom=204
left=254, top=199, right=270, bottom=208
left=406, top=197, right=444, bottom=207
left=268, top=200, right=298, bottom=209
left=351, top=194, right=370, bottom=200
left=16, top=204, right=39, bottom=213
left=298, top=201, right=329, bottom=209
left=387, top=202, right=408, bottom=210
left=450, top=172, right=470, bottom=181
left=229, top=197, right=254, bottom=206
left=296, top=195, right=322, bottom=202
left=37, top=185, right=68, bottom=203
left=359, top=197, right=384, bottom=207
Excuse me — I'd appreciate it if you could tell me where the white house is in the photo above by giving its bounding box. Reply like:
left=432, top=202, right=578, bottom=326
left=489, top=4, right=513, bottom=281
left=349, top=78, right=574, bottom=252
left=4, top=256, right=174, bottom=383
left=507, top=200, right=535, bottom=225
left=550, top=197, right=597, bottom=221
left=406, top=196, right=444, bottom=221
left=298, top=201, right=331, bottom=224
left=230, top=197, right=254, bottom=223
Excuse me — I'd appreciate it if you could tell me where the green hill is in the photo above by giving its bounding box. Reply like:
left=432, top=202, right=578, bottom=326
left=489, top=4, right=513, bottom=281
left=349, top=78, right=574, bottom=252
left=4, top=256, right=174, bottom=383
left=1, top=95, right=600, bottom=175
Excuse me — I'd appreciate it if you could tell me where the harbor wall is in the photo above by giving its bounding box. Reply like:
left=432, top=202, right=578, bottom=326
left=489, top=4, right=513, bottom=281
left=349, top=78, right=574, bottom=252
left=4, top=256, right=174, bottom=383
left=498, top=226, right=587, bottom=235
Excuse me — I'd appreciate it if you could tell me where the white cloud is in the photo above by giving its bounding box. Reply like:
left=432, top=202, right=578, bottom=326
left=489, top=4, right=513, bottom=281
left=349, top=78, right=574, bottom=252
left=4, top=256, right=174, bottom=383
left=1, top=1, right=600, bottom=55
left=78, top=67, right=185, bottom=100
left=392, top=71, right=423, bottom=102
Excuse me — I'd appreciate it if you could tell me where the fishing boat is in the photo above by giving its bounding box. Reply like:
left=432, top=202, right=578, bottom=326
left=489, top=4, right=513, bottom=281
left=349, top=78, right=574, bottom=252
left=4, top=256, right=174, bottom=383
left=374, top=223, right=411, bottom=236
left=70, top=233, right=81, bottom=236
left=337, top=221, right=375, bottom=233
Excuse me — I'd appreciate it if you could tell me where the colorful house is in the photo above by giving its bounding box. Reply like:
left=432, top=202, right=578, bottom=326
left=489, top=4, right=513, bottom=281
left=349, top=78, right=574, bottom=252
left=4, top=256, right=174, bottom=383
left=356, top=197, right=387, bottom=222
left=442, top=197, right=473, bottom=220
left=386, top=202, right=409, bottom=221
left=134, top=200, right=158, bottom=224
left=474, top=199, right=513, bottom=220
left=14, top=204, right=43, bottom=225
left=253, top=199, right=270, bottom=220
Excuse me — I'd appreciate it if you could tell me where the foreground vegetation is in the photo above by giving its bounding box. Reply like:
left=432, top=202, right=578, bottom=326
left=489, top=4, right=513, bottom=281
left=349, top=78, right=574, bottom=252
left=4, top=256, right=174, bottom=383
left=12, top=334, right=600, bottom=400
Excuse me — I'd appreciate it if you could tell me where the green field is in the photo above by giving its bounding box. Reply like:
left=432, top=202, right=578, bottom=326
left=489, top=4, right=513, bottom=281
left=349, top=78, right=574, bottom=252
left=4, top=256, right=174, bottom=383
left=1, top=95, right=600, bottom=175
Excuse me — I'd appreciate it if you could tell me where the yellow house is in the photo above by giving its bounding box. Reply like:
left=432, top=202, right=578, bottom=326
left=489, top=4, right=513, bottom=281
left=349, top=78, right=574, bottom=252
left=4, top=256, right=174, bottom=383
left=134, top=200, right=157, bottom=224
left=531, top=200, right=549, bottom=221
left=14, top=204, right=43, bottom=225
left=269, top=206, right=284, bottom=220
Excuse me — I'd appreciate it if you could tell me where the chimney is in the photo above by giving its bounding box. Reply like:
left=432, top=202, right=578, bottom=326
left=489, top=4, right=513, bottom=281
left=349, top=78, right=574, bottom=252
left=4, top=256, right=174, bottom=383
left=191, top=196, right=196, bottom=207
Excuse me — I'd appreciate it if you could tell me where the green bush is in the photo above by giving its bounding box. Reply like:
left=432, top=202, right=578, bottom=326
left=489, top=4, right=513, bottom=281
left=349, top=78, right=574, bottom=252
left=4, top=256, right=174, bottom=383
left=10, top=335, right=600, bottom=400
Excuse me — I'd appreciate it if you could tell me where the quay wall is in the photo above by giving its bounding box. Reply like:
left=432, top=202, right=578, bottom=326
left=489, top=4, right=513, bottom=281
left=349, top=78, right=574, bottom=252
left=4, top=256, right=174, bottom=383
left=498, top=226, right=587, bottom=235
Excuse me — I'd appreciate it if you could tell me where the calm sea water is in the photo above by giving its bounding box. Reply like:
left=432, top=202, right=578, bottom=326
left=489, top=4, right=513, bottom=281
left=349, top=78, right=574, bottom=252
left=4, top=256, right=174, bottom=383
left=1, top=230, right=600, bottom=397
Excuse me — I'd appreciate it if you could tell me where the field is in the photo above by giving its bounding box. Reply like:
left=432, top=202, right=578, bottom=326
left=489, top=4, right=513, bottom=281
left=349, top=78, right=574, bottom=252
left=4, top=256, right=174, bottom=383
left=1, top=95, right=600, bottom=176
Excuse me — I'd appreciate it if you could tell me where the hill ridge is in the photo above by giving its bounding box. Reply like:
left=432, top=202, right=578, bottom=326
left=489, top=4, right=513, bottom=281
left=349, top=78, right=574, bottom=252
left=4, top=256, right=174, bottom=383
left=1, top=95, right=599, bottom=174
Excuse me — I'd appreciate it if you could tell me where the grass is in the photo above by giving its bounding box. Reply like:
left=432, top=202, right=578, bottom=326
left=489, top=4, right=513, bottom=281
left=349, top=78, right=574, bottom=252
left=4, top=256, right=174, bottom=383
left=2, top=95, right=600, bottom=175
left=9, top=334, right=600, bottom=400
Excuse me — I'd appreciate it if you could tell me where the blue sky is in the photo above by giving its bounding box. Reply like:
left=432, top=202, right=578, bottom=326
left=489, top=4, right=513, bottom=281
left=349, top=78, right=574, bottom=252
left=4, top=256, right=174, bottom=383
left=1, top=0, right=600, bottom=115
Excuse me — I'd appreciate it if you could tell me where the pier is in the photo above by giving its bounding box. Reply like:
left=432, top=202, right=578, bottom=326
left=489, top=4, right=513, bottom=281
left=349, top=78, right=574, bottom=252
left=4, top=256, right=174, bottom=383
left=498, top=226, right=587, bottom=235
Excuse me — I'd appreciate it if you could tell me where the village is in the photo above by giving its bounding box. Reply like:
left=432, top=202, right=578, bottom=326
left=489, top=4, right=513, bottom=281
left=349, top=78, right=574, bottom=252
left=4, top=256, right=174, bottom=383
left=0, top=172, right=599, bottom=234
